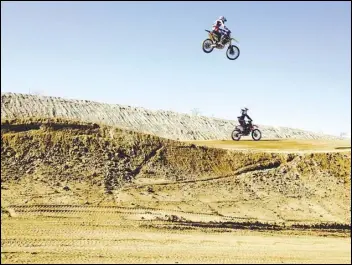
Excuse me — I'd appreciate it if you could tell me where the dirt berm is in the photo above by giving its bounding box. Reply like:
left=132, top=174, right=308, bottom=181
left=1, top=118, right=351, bottom=229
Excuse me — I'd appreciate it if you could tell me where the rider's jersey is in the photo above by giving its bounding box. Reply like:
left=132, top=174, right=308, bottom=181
left=212, top=19, right=225, bottom=31
left=238, top=113, right=252, bottom=122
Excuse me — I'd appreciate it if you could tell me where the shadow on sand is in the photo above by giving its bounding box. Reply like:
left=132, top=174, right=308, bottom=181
left=226, top=139, right=282, bottom=142
left=335, top=147, right=351, bottom=150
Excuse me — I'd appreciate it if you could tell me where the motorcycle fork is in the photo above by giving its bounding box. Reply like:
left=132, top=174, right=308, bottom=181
left=229, top=42, right=234, bottom=53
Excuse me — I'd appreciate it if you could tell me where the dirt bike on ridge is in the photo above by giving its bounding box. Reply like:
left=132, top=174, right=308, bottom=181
left=231, top=121, right=262, bottom=141
left=202, top=28, right=240, bottom=60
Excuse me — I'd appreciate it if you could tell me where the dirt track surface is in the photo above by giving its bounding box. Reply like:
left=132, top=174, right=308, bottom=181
left=1, top=118, right=351, bottom=264
left=185, top=139, right=351, bottom=153
left=1, top=206, right=351, bottom=264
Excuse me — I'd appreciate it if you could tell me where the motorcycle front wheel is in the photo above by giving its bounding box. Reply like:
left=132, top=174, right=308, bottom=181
left=202, top=39, right=214, bottom=53
left=251, top=129, right=262, bottom=141
left=226, top=45, right=240, bottom=60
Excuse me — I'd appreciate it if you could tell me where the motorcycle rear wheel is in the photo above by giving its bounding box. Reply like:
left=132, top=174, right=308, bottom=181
left=202, top=39, right=214, bottom=53
left=231, top=129, right=242, bottom=141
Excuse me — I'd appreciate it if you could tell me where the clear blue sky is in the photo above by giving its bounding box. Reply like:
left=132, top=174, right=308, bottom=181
left=1, top=1, right=351, bottom=136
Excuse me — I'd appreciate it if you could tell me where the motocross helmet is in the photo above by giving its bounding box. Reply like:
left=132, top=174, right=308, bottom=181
left=219, top=16, right=227, bottom=23
left=241, top=107, right=248, bottom=114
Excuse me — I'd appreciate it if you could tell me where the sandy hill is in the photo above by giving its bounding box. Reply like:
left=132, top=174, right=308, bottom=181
left=1, top=93, right=342, bottom=141
left=2, top=118, right=350, bottom=228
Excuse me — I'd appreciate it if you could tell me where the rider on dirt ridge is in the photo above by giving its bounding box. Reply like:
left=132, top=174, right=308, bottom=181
left=237, top=108, right=252, bottom=132
left=212, top=16, right=229, bottom=44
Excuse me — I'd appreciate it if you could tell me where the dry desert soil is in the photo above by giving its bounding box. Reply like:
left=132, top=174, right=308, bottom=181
left=1, top=118, right=351, bottom=264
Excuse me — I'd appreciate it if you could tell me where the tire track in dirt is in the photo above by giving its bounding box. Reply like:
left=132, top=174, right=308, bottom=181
left=6, top=204, right=349, bottom=227
left=7, top=205, right=251, bottom=222
left=2, top=238, right=161, bottom=248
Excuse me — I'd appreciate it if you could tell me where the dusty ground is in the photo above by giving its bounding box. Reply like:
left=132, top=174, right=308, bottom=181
left=1, top=207, right=350, bottom=264
left=1, top=118, right=351, bottom=264
left=185, top=139, right=351, bottom=153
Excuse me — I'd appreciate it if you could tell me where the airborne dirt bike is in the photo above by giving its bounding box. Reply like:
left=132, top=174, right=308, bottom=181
left=231, top=121, right=262, bottom=141
left=202, top=28, right=240, bottom=60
